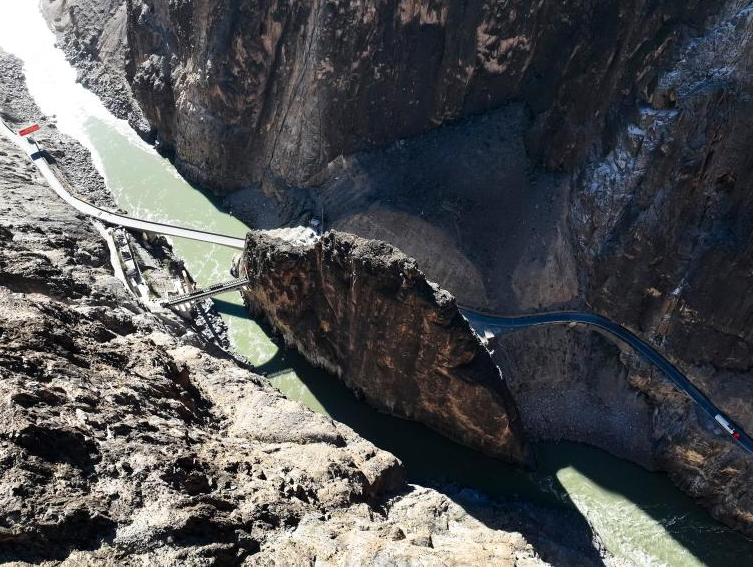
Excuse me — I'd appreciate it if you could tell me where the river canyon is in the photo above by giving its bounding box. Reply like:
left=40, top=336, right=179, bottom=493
left=0, top=1, right=752, bottom=565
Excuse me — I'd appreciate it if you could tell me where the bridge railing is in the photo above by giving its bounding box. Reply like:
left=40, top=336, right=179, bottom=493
left=161, top=277, right=250, bottom=307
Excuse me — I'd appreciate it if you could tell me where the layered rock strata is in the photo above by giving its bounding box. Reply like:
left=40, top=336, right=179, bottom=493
left=238, top=230, right=531, bottom=467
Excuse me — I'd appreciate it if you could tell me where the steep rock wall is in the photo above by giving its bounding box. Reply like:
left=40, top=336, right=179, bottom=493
left=574, top=2, right=753, bottom=383
left=492, top=326, right=657, bottom=469
left=490, top=324, right=753, bottom=536
left=560, top=8, right=753, bottom=524
left=122, top=0, right=717, bottom=189
left=42, top=0, right=150, bottom=134
left=43, top=0, right=753, bottom=539
left=237, top=231, right=532, bottom=467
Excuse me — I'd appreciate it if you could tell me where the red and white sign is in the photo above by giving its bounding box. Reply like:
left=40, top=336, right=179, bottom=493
left=18, top=123, right=40, bottom=137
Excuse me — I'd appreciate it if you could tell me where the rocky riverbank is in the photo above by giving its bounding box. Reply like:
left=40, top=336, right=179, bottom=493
left=491, top=324, right=753, bottom=536
left=0, top=48, right=622, bottom=565
left=41, top=0, right=150, bottom=137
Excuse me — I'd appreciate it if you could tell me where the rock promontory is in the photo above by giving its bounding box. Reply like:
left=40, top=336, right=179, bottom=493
left=237, top=230, right=531, bottom=467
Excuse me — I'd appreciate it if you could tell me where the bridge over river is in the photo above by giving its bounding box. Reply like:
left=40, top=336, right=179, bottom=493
left=0, top=117, right=247, bottom=249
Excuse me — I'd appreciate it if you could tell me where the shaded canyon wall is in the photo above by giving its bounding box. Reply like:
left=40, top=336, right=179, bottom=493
left=43, top=0, right=753, bottom=538
left=491, top=325, right=753, bottom=536
left=122, top=0, right=718, bottom=189
left=0, top=49, right=613, bottom=566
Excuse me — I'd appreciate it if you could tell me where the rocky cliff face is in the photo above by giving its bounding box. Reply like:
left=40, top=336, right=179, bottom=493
left=558, top=3, right=753, bottom=531
left=238, top=231, right=531, bottom=467
left=0, top=51, right=614, bottom=566
left=574, top=1, right=753, bottom=395
left=42, top=0, right=150, bottom=135
left=112, top=0, right=753, bottom=372
left=0, top=50, right=396, bottom=563
left=120, top=0, right=717, bottom=189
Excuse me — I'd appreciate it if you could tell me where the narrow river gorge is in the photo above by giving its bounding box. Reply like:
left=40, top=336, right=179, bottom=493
left=1, top=4, right=751, bottom=565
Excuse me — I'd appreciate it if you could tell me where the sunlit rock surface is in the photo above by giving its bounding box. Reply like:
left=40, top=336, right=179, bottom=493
left=42, top=0, right=753, bottom=539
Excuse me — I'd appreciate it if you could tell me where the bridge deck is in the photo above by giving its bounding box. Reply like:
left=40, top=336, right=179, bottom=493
left=0, top=118, right=246, bottom=249
left=162, top=277, right=251, bottom=307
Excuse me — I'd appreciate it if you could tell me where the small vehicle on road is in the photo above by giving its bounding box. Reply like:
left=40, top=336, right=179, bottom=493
left=715, top=414, right=742, bottom=440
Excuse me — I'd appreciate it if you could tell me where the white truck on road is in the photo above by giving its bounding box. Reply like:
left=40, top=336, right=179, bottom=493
left=715, top=414, right=741, bottom=440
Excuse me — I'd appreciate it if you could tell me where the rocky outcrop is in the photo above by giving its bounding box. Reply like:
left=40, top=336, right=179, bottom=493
left=42, top=0, right=753, bottom=541
left=238, top=231, right=531, bottom=467
left=0, top=50, right=392, bottom=563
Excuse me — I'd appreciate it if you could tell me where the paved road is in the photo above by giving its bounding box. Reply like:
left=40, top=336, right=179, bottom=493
left=462, top=308, right=753, bottom=456
left=0, top=118, right=246, bottom=249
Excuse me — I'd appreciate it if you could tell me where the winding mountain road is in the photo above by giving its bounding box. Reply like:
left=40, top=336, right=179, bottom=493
left=462, top=308, right=753, bottom=455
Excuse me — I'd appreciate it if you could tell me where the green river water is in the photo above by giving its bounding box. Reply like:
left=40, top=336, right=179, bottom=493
left=1, top=4, right=752, bottom=565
